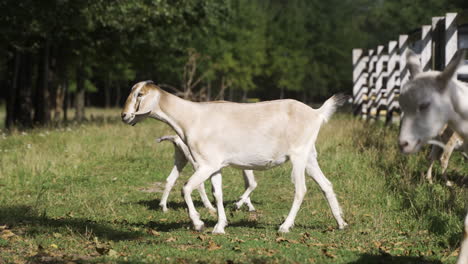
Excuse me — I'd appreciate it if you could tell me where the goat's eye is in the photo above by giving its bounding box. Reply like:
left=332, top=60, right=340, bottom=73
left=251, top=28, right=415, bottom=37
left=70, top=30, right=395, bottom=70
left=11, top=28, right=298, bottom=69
left=418, top=102, right=430, bottom=111
left=137, top=93, right=144, bottom=97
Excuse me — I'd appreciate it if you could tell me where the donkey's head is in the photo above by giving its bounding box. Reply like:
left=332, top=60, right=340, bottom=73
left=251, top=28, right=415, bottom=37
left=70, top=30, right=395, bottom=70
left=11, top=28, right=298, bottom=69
left=398, top=50, right=466, bottom=153
left=121, top=80, right=161, bottom=125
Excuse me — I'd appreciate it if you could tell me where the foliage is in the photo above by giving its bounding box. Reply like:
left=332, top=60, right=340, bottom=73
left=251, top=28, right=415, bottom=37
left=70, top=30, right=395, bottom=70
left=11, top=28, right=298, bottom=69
left=1, top=0, right=467, bottom=128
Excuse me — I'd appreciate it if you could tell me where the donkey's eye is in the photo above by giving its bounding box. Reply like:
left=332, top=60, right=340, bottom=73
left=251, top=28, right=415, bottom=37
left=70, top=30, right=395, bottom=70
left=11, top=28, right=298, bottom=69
left=418, top=102, right=430, bottom=111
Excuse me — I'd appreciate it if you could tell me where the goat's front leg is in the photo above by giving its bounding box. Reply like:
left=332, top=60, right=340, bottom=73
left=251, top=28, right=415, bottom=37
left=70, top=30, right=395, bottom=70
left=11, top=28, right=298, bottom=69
left=278, top=156, right=307, bottom=233
left=235, top=170, right=257, bottom=211
left=160, top=144, right=188, bottom=212
left=211, top=172, right=228, bottom=234
left=183, top=166, right=216, bottom=231
left=306, top=153, right=348, bottom=229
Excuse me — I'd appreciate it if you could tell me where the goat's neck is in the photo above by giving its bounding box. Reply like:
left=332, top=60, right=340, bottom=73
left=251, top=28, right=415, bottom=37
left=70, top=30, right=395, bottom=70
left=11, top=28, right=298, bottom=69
left=155, top=90, right=198, bottom=141
left=447, top=80, right=468, bottom=142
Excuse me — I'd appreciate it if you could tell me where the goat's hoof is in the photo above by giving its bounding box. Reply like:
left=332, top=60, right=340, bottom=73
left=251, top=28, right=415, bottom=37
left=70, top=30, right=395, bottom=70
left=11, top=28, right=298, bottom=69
left=159, top=203, right=168, bottom=212
left=247, top=207, right=256, bottom=212
left=212, top=223, right=227, bottom=234
left=278, top=225, right=291, bottom=233
left=194, top=222, right=205, bottom=232
left=338, top=222, right=349, bottom=230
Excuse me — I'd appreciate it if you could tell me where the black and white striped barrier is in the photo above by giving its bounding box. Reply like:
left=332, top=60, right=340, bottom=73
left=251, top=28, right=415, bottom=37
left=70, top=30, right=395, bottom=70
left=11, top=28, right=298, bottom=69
left=351, top=12, right=467, bottom=124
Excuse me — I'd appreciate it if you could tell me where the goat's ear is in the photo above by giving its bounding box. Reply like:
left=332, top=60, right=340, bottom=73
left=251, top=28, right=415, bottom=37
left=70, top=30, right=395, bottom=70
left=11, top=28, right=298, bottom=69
left=437, top=49, right=466, bottom=89
left=406, top=50, right=422, bottom=78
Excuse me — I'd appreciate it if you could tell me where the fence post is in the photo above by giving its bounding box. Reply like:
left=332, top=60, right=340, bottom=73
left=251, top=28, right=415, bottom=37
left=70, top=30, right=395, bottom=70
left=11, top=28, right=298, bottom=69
left=375, top=45, right=388, bottom=122
left=399, top=34, right=409, bottom=91
left=366, top=49, right=377, bottom=120
left=445, top=12, right=458, bottom=66
left=386, top=40, right=399, bottom=124
left=421, top=25, right=432, bottom=72
left=352, top=49, right=369, bottom=118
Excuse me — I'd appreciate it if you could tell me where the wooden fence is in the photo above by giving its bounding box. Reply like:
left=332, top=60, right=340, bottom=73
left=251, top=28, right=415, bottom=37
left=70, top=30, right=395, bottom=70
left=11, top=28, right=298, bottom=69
left=352, top=12, right=468, bottom=123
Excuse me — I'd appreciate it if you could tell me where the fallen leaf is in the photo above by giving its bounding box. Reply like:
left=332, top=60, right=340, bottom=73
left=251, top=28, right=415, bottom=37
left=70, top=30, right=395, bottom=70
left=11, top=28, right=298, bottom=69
left=275, top=237, right=299, bottom=244
left=232, top=237, right=245, bottom=243
left=207, top=240, right=222, bottom=251
left=1, top=230, right=15, bottom=239
left=107, top=249, right=118, bottom=257
left=165, top=237, right=176, bottom=242
left=96, top=246, right=109, bottom=255
left=322, top=249, right=336, bottom=259
left=147, top=229, right=160, bottom=236
left=197, top=235, right=208, bottom=242
left=50, top=244, right=58, bottom=249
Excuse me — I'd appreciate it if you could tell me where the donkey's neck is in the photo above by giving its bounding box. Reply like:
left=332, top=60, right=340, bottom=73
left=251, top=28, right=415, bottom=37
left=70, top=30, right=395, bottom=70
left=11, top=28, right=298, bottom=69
left=156, top=89, right=199, bottom=141
left=448, top=80, right=468, bottom=141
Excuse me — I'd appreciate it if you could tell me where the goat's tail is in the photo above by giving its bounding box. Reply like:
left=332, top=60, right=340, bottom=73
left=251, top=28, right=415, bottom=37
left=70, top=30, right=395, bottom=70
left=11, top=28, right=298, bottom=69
left=317, top=93, right=349, bottom=123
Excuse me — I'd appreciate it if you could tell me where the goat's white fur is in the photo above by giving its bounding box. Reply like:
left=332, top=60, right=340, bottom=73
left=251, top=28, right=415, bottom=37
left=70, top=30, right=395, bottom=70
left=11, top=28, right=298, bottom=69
left=157, top=135, right=257, bottom=212
left=399, top=49, right=468, bottom=264
left=122, top=82, right=348, bottom=234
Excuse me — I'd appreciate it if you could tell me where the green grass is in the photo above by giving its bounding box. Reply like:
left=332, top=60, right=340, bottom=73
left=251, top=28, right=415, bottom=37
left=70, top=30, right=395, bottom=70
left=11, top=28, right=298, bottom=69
left=0, top=113, right=466, bottom=263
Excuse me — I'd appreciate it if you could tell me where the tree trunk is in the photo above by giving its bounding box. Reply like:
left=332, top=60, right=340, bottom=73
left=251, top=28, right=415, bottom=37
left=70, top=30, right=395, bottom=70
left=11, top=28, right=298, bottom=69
left=242, top=89, right=248, bottom=102
left=104, top=73, right=111, bottom=108
left=34, top=38, right=51, bottom=125
left=15, top=52, right=34, bottom=128
left=206, top=81, right=211, bottom=102
left=115, top=82, right=121, bottom=107
left=63, top=79, right=69, bottom=122
left=229, top=87, right=234, bottom=101
left=6, top=50, right=21, bottom=129
left=54, top=82, right=65, bottom=122
left=74, top=60, right=85, bottom=121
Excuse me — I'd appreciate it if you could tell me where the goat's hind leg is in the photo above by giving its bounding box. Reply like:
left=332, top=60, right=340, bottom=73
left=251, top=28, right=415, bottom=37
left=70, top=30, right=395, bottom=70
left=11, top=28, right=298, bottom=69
left=306, top=149, right=347, bottom=229
left=235, top=170, right=257, bottom=211
left=211, top=172, right=228, bottom=234
left=196, top=182, right=216, bottom=213
left=159, top=143, right=188, bottom=212
left=278, top=155, right=307, bottom=233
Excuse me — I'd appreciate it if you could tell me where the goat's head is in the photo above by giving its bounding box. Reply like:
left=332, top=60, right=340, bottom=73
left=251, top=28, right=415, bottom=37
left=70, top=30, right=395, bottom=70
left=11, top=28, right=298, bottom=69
left=398, top=49, right=466, bottom=153
left=121, top=80, right=160, bottom=125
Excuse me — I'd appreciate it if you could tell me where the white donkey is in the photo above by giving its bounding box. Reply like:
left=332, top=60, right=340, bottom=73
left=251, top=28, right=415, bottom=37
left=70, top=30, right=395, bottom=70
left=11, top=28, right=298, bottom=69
left=156, top=135, right=257, bottom=212
left=398, top=49, right=468, bottom=264
left=121, top=81, right=348, bottom=234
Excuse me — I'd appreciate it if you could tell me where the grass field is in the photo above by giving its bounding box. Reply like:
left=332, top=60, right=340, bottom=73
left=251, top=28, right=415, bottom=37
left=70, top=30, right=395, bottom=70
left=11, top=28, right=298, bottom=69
left=0, top=110, right=467, bottom=263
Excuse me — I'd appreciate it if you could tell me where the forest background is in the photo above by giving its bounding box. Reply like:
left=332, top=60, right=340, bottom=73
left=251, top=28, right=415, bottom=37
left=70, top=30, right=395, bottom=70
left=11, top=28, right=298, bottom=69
left=1, top=0, right=467, bottom=128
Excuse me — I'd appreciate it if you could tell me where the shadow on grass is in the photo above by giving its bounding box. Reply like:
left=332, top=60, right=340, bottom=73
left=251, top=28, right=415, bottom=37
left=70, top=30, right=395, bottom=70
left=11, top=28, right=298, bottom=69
left=0, top=205, right=143, bottom=241
left=349, top=253, right=443, bottom=264
left=137, top=198, right=262, bottom=212
left=134, top=198, right=266, bottom=231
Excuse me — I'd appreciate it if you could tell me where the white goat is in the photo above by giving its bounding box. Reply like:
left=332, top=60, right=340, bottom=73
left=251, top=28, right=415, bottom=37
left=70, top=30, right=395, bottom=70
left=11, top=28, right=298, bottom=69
left=398, top=49, right=468, bottom=264
left=121, top=81, right=348, bottom=234
left=156, top=135, right=257, bottom=212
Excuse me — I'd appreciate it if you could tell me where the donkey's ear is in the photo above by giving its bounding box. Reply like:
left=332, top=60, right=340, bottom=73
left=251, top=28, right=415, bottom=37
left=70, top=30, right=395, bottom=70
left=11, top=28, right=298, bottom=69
left=437, top=49, right=466, bottom=90
left=406, top=50, right=422, bottom=79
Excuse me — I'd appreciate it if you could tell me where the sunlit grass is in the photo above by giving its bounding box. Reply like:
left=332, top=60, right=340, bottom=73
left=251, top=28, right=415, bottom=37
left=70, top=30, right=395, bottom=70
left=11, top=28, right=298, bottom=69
left=0, top=114, right=466, bottom=263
